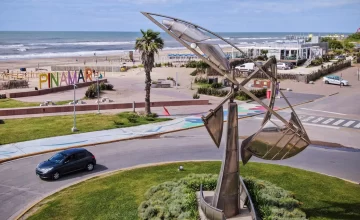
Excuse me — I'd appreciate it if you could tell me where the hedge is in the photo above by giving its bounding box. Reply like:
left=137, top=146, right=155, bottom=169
left=197, top=87, right=267, bottom=101
left=244, top=177, right=307, bottom=220
left=138, top=174, right=306, bottom=220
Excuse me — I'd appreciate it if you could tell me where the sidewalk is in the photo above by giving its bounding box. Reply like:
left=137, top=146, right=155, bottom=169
left=0, top=103, right=270, bottom=161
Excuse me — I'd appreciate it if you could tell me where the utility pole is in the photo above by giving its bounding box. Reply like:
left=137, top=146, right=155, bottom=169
left=71, top=84, right=78, bottom=132
left=97, top=77, right=100, bottom=114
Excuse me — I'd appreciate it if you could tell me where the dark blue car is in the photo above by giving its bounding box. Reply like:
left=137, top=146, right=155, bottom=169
left=36, top=148, right=96, bottom=180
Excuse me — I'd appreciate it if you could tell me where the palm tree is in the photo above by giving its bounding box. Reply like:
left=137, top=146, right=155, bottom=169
left=135, top=29, right=164, bottom=115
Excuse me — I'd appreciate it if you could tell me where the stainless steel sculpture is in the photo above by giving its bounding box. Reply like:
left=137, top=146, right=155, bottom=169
left=142, top=12, right=310, bottom=219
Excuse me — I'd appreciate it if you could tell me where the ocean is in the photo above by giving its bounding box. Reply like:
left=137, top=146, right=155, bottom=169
left=0, top=31, right=349, bottom=60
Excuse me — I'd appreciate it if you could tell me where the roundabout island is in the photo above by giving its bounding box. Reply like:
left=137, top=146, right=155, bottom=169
left=22, top=161, right=360, bottom=220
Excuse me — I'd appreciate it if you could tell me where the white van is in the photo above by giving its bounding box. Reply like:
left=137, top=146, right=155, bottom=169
left=235, top=63, right=255, bottom=72
left=277, top=62, right=290, bottom=70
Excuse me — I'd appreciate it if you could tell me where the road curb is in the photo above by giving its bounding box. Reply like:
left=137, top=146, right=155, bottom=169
left=14, top=160, right=359, bottom=220
left=0, top=99, right=318, bottom=164
left=14, top=160, right=218, bottom=220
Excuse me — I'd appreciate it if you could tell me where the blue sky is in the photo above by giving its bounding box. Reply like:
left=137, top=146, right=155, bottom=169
left=0, top=0, right=359, bottom=32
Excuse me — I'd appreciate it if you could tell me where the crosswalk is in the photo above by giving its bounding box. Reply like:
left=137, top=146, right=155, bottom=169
left=298, top=115, right=360, bottom=130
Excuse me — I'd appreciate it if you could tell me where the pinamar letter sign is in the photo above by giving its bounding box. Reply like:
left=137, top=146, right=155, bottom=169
left=39, top=70, right=93, bottom=89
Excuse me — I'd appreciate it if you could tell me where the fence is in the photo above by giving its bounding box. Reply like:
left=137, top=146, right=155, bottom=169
left=231, top=60, right=351, bottom=83
left=51, top=66, right=124, bottom=72
left=306, top=60, right=351, bottom=82
left=0, top=80, right=29, bottom=90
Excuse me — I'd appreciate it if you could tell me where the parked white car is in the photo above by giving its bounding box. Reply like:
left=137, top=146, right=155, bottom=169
left=277, top=62, right=290, bottom=70
left=235, top=63, right=255, bottom=72
left=323, top=75, right=349, bottom=86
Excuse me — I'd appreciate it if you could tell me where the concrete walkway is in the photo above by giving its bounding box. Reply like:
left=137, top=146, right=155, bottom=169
left=0, top=103, right=269, bottom=160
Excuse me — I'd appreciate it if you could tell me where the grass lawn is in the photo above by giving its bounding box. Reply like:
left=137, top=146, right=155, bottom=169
left=0, top=98, right=73, bottom=108
left=0, top=112, right=170, bottom=145
left=26, top=162, right=360, bottom=220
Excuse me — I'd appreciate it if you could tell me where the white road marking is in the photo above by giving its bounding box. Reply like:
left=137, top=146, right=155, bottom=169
left=311, top=117, right=324, bottom=123
left=302, top=123, right=339, bottom=129
left=253, top=117, right=339, bottom=129
left=354, top=123, right=360, bottom=129
left=333, top=120, right=345, bottom=126
left=300, top=108, right=347, bottom=116
left=322, top=118, right=334, bottom=124
left=343, top=121, right=355, bottom=127
left=302, top=116, right=315, bottom=122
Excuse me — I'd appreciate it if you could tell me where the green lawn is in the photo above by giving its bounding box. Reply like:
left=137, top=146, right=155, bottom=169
left=26, top=162, right=360, bottom=220
left=0, top=112, right=170, bottom=145
left=0, top=98, right=73, bottom=108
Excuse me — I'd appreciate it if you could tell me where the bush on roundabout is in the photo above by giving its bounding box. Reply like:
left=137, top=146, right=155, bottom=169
left=138, top=174, right=306, bottom=220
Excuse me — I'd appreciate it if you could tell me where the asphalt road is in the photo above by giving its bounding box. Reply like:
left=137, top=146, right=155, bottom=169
left=296, top=90, right=360, bottom=116
left=1, top=91, right=360, bottom=220
left=1, top=124, right=360, bottom=220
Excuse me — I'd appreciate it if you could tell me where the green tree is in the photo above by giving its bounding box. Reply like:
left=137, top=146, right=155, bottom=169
left=135, top=29, right=164, bottom=115
left=321, top=37, right=343, bottom=49
left=347, top=32, right=360, bottom=41
left=344, top=41, right=355, bottom=50
left=260, top=49, right=268, bottom=60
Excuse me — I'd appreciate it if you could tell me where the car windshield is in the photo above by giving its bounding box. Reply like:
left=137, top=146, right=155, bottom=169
left=48, top=153, right=66, bottom=164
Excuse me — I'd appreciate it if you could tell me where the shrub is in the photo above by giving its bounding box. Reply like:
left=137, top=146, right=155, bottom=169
left=197, top=87, right=266, bottom=100
left=230, top=59, right=246, bottom=68
left=190, top=69, right=198, bottom=76
left=138, top=174, right=217, bottom=220
left=193, top=93, right=200, bottom=99
left=85, top=84, right=98, bottom=98
left=152, top=81, right=157, bottom=84
left=138, top=174, right=306, bottom=220
left=211, top=82, right=222, bottom=89
left=99, top=82, right=107, bottom=90
left=99, top=82, right=114, bottom=90
left=138, top=64, right=144, bottom=68
left=147, top=113, right=158, bottom=118
left=185, top=60, right=209, bottom=69
left=105, top=83, right=114, bottom=90
left=244, top=177, right=306, bottom=219
left=167, top=77, right=174, bottom=81
left=194, top=76, right=208, bottom=84
left=257, top=55, right=266, bottom=61
left=120, top=112, right=139, bottom=123
left=120, top=67, right=127, bottom=72
left=310, top=58, right=323, bottom=66
left=132, top=65, right=138, bottom=68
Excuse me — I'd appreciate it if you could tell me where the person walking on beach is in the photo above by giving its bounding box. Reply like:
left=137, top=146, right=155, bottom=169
left=93, top=69, right=96, bottom=78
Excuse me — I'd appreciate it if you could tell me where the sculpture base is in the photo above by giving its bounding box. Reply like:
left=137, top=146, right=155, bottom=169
left=196, top=191, right=252, bottom=220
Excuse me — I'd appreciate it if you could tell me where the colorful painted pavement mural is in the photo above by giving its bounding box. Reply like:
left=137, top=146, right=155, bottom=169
left=183, top=103, right=278, bottom=128
left=0, top=103, right=276, bottom=160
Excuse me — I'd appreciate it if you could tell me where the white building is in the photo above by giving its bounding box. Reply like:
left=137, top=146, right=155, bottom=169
left=226, top=37, right=328, bottom=63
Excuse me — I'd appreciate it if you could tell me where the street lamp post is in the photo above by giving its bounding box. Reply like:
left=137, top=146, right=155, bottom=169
left=96, top=77, right=100, bottom=114
left=71, top=84, right=78, bottom=132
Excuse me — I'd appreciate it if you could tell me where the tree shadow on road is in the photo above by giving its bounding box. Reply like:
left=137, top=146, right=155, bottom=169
left=304, top=200, right=360, bottom=220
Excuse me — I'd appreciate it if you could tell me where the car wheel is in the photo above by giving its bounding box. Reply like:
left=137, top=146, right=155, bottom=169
left=86, top=163, right=94, bottom=171
left=325, top=81, right=329, bottom=84
left=340, top=83, right=344, bottom=86
left=53, top=172, right=60, bottom=180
